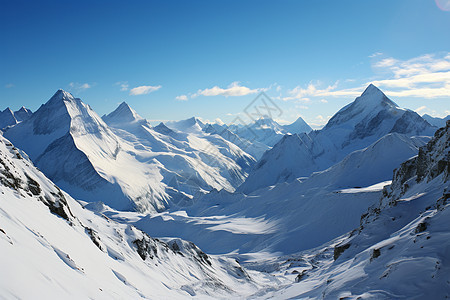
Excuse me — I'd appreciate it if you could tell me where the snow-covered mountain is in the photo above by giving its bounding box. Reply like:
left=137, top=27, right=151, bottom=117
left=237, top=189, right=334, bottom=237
left=262, top=120, right=450, bottom=299
left=0, top=134, right=270, bottom=299
left=103, top=103, right=256, bottom=207
left=423, top=113, right=450, bottom=128
left=0, top=108, right=17, bottom=129
left=0, top=106, right=32, bottom=130
left=102, top=129, right=429, bottom=258
left=282, top=116, right=312, bottom=134
left=239, top=84, right=437, bottom=193
left=203, top=123, right=270, bottom=159
left=4, top=91, right=256, bottom=213
left=228, top=115, right=307, bottom=148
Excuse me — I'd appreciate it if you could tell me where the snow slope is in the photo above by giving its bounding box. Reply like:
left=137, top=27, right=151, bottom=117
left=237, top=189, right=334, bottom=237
left=240, top=84, right=436, bottom=193
left=0, top=133, right=275, bottom=299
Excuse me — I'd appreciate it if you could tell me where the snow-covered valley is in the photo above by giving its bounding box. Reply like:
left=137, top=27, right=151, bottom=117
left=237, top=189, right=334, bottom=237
left=1, top=84, right=450, bottom=298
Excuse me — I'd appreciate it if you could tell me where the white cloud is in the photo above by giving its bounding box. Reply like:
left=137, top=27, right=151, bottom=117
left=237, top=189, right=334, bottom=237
left=193, top=82, right=259, bottom=97
left=308, top=114, right=332, bottom=129
left=115, top=81, right=129, bottom=91
left=369, top=52, right=450, bottom=98
left=5, top=83, right=14, bottom=88
left=369, top=52, right=383, bottom=58
left=287, top=52, right=450, bottom=101
left=129, top=85, right=161, bottom=96
left=373, top=58, right=398, bottom=68
left=283, top=81, right=339, bottom=101
left=415, top=105, right=427, bottom=113
left=175, top=95, right=188, bottom=101
left=68, top=82, right=92, bottom=93
left=320, top=99, right=328, bottom=103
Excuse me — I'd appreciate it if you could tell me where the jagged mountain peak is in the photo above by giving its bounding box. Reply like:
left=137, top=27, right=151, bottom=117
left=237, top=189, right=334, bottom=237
left=14, top=106, right=33, bottom=122
left=357, top=83, right=398, bottom=107
left=153, top=122, right=174, bottom=135
left=186, top=116, right=204, bottom=125
left=166, top=116, right=205, bottom=132
left=283, top=116, right=312, bottom=134
left=103, top=101, right=143, bottom=125
left=49, top=89, right=76, bottom=103
left=324, top=84, right=399, bottom=130
left=2, top=107, right=14, bottom=114
left=0, top=107, right=18, bottom=129
left=16, top=106, right=31, bottom=114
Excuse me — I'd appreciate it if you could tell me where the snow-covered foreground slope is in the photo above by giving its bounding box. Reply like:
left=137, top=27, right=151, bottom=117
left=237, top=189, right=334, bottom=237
left=0, top=134, right=277, bottom=299
left=240, top=84, right=437, bottom=194
left=4, top=91, right=255, bottom=213
left=259, top=121, right=450, bottom=299
left=98, top=131, right=427, bottom=258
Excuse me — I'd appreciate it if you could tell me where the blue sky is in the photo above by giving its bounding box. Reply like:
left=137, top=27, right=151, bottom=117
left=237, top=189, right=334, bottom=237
left=1, top=0, right=450, bottom=128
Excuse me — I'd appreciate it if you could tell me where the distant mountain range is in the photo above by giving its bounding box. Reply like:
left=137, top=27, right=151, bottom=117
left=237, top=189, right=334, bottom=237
left=239, top=84, right=437, bottom=193
left=0, top=106, right=32, bottom=129
left=1, top=84, right=449, bottom=298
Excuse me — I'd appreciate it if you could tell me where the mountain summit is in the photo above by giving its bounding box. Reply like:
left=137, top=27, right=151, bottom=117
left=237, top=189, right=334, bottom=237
left=103, top=101, right=144, bottom=125
left=239, top=84, right=436, bottom=193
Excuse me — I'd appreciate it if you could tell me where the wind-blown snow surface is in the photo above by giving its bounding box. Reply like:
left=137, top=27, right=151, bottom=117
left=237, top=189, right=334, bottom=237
left=259, top=120, right=450, bottom=299
left=4, top=91, right=255, bottom=213
left=98, top=131, right=428, bottom=259
left=0, top=134, right=276, bottom=299
left=239, top=84, right=437, bottom=194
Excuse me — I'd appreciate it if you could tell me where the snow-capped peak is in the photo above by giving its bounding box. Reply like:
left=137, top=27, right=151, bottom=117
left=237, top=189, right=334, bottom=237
left=324, top=84, right=398, bottom=130
left=283, top=116, right=312, bottom=134
left=49, top=89, right=76, bottom=103
left=166, top=116, right=205, bottom=132
left=153, top=122, right=173, bottom=135
left=358, top=83, right=398, bottom=107
left=103, top=101, right=144, bottom=125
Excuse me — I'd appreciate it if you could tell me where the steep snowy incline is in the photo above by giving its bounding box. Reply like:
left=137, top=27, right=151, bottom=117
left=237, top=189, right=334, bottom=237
left=240, top=84, right=437, bottom=193
left=0, top=134, right=275, bottom=299
left=262, top=121, right=450, bottom=299
left=0, top=108, right=18, bottom=130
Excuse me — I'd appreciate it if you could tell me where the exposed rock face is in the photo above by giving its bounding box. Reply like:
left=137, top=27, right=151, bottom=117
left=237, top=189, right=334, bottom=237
left=387, top=120, right=450, bottom=203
